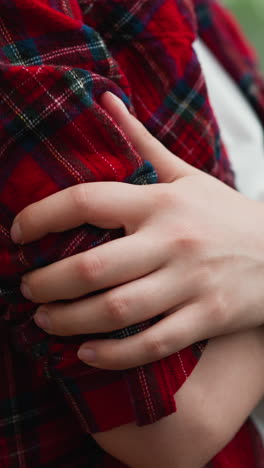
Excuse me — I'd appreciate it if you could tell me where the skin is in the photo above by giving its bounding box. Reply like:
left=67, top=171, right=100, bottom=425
left=9, top=93, right=264, bottom=464
left=93, top=328, right=264, bottom=467
left=11, top=92, right=264, bottom=370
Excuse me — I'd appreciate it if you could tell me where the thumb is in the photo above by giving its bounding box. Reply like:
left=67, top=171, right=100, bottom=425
left=101, top=92, right=197, bottom=183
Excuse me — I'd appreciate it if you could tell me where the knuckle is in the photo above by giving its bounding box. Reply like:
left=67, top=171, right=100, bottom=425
left=71, top=184, right=90, bottom=212
left=154, top=184, right=174, bottom=209
left=105, top=292, right=129, bottom=327
left=196, top=265, right=213, bottom=289
left=206, top=291, right=229, bottom=329
left=77, top=252, right=104, bottom=283
left=175, top=233, right=198, bottom=251
left=165, top=231, right=200, bottom=258
left=145, top=333, right=167, bottom=361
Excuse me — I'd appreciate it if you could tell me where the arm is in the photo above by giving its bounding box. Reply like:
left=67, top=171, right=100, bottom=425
left=17, top=93, right=264, bottom=370
left=13, top=94, right=264, bottom=465
left=95, top=328, right=264, bottom=468
left=6, top=0, right=263, bottom=460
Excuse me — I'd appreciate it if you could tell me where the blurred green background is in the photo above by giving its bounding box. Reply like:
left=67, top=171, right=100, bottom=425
left=226, top=0, right=264, bottom=70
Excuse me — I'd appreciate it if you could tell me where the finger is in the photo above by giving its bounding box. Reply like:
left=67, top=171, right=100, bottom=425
left=101, top=92, right=197, bottom=183
left=23, top=232, right=167, bottom=303
left=11, top=181, right=150, bottom=244
left=77, top=302, right=215, bottom=370
left=33, top=266, right=190, bottom=335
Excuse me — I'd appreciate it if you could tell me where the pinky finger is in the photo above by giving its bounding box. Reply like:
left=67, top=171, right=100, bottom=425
left=77, top=302, right=213, bottom=370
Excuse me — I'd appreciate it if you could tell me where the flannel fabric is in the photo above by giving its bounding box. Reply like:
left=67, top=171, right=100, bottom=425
left=0, top=0, right=264, bottom=467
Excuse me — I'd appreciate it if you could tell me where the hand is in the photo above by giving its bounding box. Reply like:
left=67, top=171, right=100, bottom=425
left=11, top=92, right=264, bottom=370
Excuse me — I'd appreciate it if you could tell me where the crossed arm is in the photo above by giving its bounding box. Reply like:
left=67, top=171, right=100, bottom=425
left=3, top=1, right=264, bottom=464
left=11, top=93, right=264, bottom=466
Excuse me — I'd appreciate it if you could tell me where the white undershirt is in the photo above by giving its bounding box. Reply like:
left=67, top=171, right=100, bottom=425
left=193, top=39, right=264, bottom=438
left=193, top=39, right=264, bottom=201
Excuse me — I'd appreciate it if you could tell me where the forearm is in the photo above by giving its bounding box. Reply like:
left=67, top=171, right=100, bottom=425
left=94, top=327, right=264, bottom=468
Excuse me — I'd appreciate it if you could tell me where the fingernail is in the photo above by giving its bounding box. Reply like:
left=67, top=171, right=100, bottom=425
left=105, top=92, right=129, bottom=114
left=20, top=281, right=32, bottom=301
left=11, top=221, right=23, bottom=244
left=34, top=308, right=51, bottom=330
left=77, top=347, right=96, bottom=363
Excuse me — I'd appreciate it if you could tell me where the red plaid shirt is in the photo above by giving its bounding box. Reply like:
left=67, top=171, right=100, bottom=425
left=0, top=0, right=264, bottom=466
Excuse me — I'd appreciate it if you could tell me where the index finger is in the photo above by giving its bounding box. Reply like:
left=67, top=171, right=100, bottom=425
left=101, top=92, right=197, bottom=183
left=10, top=181, right=150, bottom=244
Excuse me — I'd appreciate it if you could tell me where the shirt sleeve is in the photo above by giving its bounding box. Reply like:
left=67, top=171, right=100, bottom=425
left=0, top=0, right=206, bottom=434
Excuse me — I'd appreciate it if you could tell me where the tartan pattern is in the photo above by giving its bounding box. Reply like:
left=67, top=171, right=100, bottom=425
left=0, top=0, right=263, bottom=466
